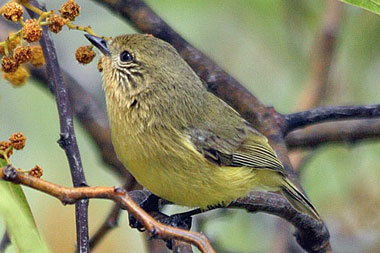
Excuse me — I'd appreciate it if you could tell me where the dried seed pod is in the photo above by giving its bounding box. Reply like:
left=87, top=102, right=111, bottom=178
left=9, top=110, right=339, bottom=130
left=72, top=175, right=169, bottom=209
left=0, top=141, right=13, bottom=159
left=47, top=14, right=68, bottom=33
left=59, top=0, right=80, bottom=21
left=1, top=56, right=19, bottom=73
left=22, top=19, right=42, bottom=43
left=75, top=46, right=96, bottom=64
left=13, top=46, right=32, bottom=64
left=1, top=2, right=23, bottom=22
left=29, top=165, right=43, bottom=178
left=9, top=132, right=26, bottom=150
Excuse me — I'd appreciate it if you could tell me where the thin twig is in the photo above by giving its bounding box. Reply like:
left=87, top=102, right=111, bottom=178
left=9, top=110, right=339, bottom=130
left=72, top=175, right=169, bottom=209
left=0, top=166, right=215, bottom=253
left=286, top=119, right=380, bottom=150
left=284, top=104, right=380, bottom=134
left=27, top=2, right=89, bottom=252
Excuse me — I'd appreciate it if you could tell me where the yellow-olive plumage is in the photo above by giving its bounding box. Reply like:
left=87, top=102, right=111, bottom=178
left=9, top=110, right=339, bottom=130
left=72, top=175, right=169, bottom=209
left=87, top=34, right=320, bottom=220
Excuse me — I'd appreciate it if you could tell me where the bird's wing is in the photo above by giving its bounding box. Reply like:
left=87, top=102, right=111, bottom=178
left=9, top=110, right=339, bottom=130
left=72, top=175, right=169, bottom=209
left=187, top=123, right=286, bottom=175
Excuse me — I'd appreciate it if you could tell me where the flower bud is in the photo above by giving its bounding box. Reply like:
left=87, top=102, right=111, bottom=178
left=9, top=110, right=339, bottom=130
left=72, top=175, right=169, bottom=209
left=47, top=14, right=68, bottom=33
left=1, top=56, right=19, bottom=73
left=1, top=2, right=23, bottom=22
left=13, top=46, right=32, bottom=64
left=9, top=132, right=26, bottom=150
left=0, top=141, right=13, bottom=159
left=22, top=19, right=42, bottom=43
left=75, top=46, right=96, bottom=64
left=59, top=0, right=80, bottom=21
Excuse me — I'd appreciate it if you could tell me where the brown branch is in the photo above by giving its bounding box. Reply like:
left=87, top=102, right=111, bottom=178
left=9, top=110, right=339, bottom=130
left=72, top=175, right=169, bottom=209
left=0, top=166, right=215, bottom=253
left=286, top=119, right=380, bottom=150
left=88, top=181, right=141, bottom=250
left=230, top=192, right=331, bottom=253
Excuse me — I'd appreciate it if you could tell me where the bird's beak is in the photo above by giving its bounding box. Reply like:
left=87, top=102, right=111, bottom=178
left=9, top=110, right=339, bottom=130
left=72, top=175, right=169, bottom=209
left=85, top=34, right=111, bottom=56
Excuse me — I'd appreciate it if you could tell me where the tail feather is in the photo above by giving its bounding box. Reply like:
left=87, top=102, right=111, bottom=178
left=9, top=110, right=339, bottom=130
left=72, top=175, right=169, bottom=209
left=280, top=177, right=321, bottom=221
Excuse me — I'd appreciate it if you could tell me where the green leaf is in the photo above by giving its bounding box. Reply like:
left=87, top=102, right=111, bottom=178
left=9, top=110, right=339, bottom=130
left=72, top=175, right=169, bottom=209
left=340, top=0, right=380, bottom=15
left=0, top=159, right=50, bottom=253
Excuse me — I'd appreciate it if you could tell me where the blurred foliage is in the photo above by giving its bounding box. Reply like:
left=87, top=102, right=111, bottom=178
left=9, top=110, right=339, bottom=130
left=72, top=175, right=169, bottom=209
left=0, top=159, right=50, bottom=253
left=340, top=0, right=380, bottom=15
left=1, top=0, right=380, bottom=252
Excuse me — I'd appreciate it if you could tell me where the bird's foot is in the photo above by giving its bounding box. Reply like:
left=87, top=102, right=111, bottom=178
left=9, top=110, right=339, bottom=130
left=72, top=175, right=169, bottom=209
left=151, top=211, right=196, bottom=250
left=128, top=190, right=159, bottom=231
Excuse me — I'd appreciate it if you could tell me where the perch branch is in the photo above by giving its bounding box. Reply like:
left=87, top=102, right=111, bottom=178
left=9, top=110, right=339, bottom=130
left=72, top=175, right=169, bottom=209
left=0, top=166, right=215, bottom=253
left=284, top=104, right=380, bottom=134
left=230, top=192, right=331, bottom=253
left=27, top=2, right=89, bottom=251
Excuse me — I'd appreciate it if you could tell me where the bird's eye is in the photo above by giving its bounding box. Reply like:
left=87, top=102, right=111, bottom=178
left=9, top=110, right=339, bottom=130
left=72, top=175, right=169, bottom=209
left=120, top=50, right=133, bottom=62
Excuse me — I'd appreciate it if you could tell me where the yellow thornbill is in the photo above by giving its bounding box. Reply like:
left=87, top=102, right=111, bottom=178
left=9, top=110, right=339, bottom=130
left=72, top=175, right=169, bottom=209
left=86, top=34, right=321, bottom=220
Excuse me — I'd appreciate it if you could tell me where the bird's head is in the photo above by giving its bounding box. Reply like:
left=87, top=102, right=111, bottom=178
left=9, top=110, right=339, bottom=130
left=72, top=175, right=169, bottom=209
left=85, top=34, right=199, bottom=98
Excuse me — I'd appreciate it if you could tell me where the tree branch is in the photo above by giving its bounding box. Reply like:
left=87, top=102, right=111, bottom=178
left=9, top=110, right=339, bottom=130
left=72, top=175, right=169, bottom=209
left=284, top=104, right=380, bottom=134
left=286, top=119, right=380, bottom=150
left=231, top=192, right=331, bottom=253
left=0, top=166, right=214, bottom=253
left=27, top=2, right=89, bottom=251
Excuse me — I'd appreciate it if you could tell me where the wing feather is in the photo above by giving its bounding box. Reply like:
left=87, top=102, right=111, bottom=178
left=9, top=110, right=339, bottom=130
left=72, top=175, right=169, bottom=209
left=187, top=124, right=285, bottom=174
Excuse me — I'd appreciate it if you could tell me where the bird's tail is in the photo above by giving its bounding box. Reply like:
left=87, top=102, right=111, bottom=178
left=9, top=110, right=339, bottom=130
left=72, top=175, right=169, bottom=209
left=280, top=176, right=321, bottom=221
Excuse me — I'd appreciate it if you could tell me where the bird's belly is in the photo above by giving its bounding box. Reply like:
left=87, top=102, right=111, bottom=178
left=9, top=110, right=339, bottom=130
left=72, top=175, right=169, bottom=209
left=116, top=141, right=259, bottom=208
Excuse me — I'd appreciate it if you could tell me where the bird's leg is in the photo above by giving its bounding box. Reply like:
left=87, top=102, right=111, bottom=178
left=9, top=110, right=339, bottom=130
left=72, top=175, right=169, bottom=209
left=128, top=190, right=160, bottom=231
left=152, top=208, right=202, bottom=250
left=128, top=190, right=204, bottom=249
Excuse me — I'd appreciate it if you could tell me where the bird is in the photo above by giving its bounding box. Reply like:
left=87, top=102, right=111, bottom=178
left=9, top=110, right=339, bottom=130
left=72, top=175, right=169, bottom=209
left=85, top=33, right=320, bottom=220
